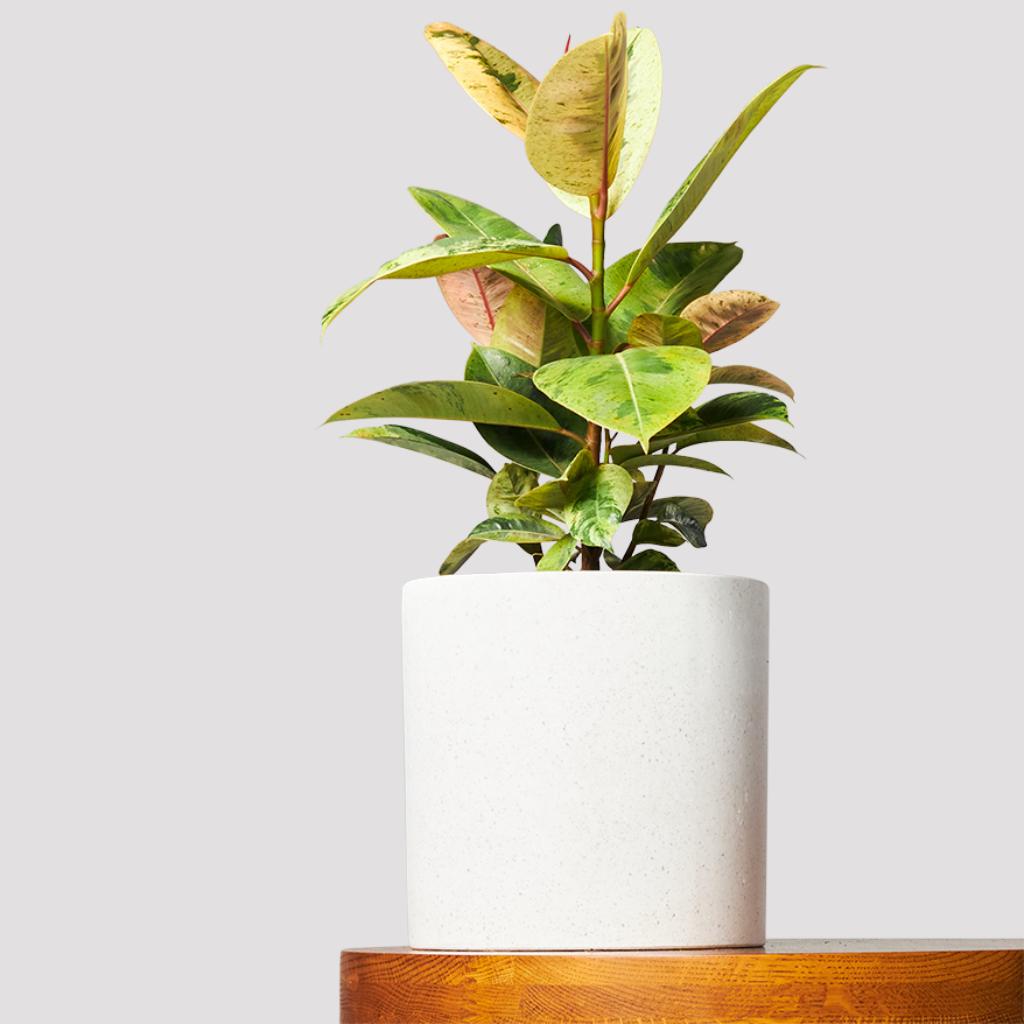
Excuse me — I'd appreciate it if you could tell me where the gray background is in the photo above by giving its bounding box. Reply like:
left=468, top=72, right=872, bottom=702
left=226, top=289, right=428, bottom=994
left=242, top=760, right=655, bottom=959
left=3, top=1, right=1022, bottom=1022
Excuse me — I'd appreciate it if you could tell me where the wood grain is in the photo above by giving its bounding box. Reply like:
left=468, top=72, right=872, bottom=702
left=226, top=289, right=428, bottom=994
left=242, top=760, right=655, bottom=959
left=341, top=941, right=1024, bottom=1023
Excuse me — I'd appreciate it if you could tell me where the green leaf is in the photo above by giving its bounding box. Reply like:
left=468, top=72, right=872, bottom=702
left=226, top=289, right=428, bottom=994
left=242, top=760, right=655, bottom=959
left=631, top=520, right=685, bottom=547
left=344, top=425, right=495, bottom=478
left=617, top=453, right=729, bottom=476
left=671, top=423, right=798, bottom=453
left=491, top=285, right=579, bottom=367
left=562, top=463, right=634, bottom=549
left=410, top=188, right=592, bottom=320
left=610, top=549, right=681, bottom=571
left=549, top=27, right=663, bottom=218
left=605, top=242, right=743, bottom=347
left=709, top=364, right=794, bottom=399
left=423, top=22, right=538, bottom=138
left=537, top=533, right=576, bottom=571
left=323, top=236, right=568, bottom=333
left=465, top=347, right=585, bottom=476
left=542, top=223, right=563, bottom=246
left=468, top=517, right=564, bottom=543
left=525, top=13, right=628, bottom=196
left=681, top=290, right=779, bottom=353
left=627, top=65, right=819, bottom=285
left=325, top=380, right=564, bottom=432
left=516, top=449, right=595, bottom=513
left=439, top=536, right=484, bottom=575
left=634, top=496, right=714, bottom=547
left=626, top=313, right=703, bottom=348
left=689, top=391, right=790, bottom=427
left=533, top=346, right=711, bottom=451
left=436, top=264, right=514, bottom=345
left=487, top=464, right=540, bottom=517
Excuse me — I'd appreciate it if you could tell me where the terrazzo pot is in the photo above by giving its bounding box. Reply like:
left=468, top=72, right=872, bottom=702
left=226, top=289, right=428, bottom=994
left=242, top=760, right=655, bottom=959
left=402, top=572, right=769, bottom=950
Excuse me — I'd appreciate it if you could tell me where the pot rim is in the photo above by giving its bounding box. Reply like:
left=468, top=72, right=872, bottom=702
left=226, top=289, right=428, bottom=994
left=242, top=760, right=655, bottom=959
left=405, top=571, right=768, bottom=591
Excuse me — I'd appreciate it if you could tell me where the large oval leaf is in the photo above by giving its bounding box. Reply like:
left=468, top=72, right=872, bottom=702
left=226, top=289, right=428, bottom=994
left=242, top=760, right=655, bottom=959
left=486, top=464, right=539, bottom=517
left=410, top=188, right=591, bottom=320
left=491, top=285, right=579, bottom=366
left=605, top=242, right=743, bottom=347
left=325, top=380, right=564, bottom=432
left=681, top=290, right=779, bottom=352
left=465, top=347, right=585, bottom=476
left=424, top=23, right=538, bottom=138
left=468, top=517, right=564, bottom=543
left=533, top=346, right=711, bottom=451
left=344, top=425, right=495, bottom=478
left=626, top=64, right=819, bottom=286
left=323, top=236, right=568, bottom=333
left=550, top=27, right=662, bottom=217
left=525, top=13, right=628, bottom=196
left=436, top=265, right=514, bottom=345
left=709, top=364, right=794, bottom=399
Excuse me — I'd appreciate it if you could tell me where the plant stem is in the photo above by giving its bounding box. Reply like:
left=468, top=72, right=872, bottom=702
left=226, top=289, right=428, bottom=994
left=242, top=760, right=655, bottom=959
left=581, top=191, right=609, bottom=572
left=620, top=463, right=666, bottom=563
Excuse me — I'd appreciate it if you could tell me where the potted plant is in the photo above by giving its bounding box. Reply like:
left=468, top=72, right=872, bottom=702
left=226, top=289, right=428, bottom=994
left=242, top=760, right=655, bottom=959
left=324, top=14, right=816, bottom=950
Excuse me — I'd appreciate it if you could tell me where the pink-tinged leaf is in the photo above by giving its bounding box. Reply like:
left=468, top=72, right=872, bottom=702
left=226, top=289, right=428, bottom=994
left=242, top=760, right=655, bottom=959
left=436, top=267, right=514, bottom=345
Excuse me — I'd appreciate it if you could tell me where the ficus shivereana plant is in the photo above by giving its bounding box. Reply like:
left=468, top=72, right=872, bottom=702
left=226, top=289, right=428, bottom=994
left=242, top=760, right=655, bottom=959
left=322, top=14, right=818, bottom=573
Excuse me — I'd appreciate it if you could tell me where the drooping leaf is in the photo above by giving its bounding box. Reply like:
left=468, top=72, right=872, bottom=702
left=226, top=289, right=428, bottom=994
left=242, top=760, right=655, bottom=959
left=670, top=423, right=798, bottom=453
left=325, top=380, right=564, bottom=432
left=465, top=346, right=585, bottom=476
left=344, top=425, right=495, bottom=478
left=424, top=22, right=538, bottom=138
left=610, top=549, right=681, bottom=571
left=709, top=364, right=794, bottom=399
left=681, top=290, right=779, bottom=352
left=562, top=463, right=634, bottom=549
left=626, top=313, right=703, bottom=348
left=617, top=453, right=729, bottom=476
left=537, top=533, right=576, bottom=571
left=550, top=27, right=663, bottom=217
left=626, top=65, right=819, bottom=285
left=323, top=236, right=568, bottom=333
left=486, top=463, right=540, bottom=516
left=605, top=242, right=743, bottom=347
left=533, top=346, right=711, bottom=451
left=435, top=265, right=514, bottom=345
left=631, top=519, right=685, bottom=547
left=468, top=516, right=565, bottom=543
left=516, top=449, right=595, bottom=513
left=490, top=285, right=579, bottom=366
left=439, top=536, right=484, bottom=575
left=410, top=188, right=591, bottom=319
left=525, top=13, right=628, bottom=196
left=631, top=496, right=714, bottom=547
left=542, top=223, right=563, bottom=245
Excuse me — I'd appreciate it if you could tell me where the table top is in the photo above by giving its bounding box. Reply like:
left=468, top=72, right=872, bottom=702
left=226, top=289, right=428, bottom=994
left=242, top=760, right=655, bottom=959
left=341, top=941, right=1024, bottom=1023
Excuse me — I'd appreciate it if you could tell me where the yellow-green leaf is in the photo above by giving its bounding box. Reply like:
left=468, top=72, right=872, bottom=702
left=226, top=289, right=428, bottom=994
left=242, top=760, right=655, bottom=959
left=486, top=464, right=539, bottom=517
left=533, top=347, right=712, bottom=451
left=525, top=13, right=628, bottom=196
left=562, top=463, right=634, bottom=549
left=325, top=380, right=564, bottom=432
left=439, top=536, right=484, bottom=575
left=627, top=65, right=820, bottom=285
left=516, top=449, right=595, bottom=513
left=550, top=27, right=662, bottom=217
left=491, top=285, right=579, bottom=366
left=424, top=22, right=538, bottom=138
left=536, top=534, right=576, bottom=571
left=626, top=313, right=703, bottom=348
left=344, top=425, right=496, bottom=478
left=322, top=236, right=568, bottom=334
left=468, top=516, right=564, bottom=543
left=681, top=290, right=779, bottom=352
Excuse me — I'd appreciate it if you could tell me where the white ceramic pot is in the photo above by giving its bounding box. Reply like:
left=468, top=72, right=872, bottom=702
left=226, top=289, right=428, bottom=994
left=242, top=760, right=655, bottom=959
left=402, top=572, right=769, bottom=950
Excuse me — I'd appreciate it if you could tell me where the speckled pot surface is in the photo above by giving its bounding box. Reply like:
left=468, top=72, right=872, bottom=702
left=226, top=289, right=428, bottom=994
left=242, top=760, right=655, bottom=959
left=402, top=572, right=769, bottom=950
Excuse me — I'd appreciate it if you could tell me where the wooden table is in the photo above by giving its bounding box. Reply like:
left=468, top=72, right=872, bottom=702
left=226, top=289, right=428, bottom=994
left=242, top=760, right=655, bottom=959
left=341, top=941, right=1024, bottom=1023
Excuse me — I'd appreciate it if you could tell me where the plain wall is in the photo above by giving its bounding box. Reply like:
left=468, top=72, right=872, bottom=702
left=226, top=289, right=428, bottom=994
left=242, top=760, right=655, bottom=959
left=2, top=1, right=1021, bottom=1021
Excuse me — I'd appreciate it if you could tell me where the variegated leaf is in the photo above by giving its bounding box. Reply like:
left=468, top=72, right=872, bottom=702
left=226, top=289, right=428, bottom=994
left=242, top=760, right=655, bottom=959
left=536, top=534, right=576, bottom=571
left=681, top=290, right=779, bottom=353
left=709, top=364, right=794, bottom=399
left=491, top=285, right=579, bottom=366
left=344, top=425, right=495, bottom=478
left=436, top=265, right=514, bottom=345
left=424, top=22, right=538, bottom=138
left=468, top=517, right=564, bottom=543
left=525, top=13, right=628, bottom=196
left=486, top=464, right=539, bottom=517
left=626, top=313, right=702, bottom=348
